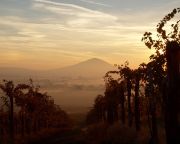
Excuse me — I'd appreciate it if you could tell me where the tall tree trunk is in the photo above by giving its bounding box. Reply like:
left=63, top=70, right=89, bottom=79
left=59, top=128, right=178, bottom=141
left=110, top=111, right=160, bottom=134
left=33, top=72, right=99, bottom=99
left=114, top=106, right=118, bottom=121
left=121, top=91, right=126, bottom=124
left=119, top=84, right=125, bottom=124
left=0, top=113, right=2, bottom=143
left=134, top=77, right=140, bottom=131
left=151, top=105, right=158, bottom=144
left=165, top=41, right=180, bottom=144
left=25, top=116, right=30, bottom=135
left=102, top=107, right=106, bottom=122
left=20, top=109, right=25, bottom=137
left=127, top=78, right=133, bottom=127
left=107, top=105, right=114, bottom=124
left=146, top=76, right=158, bottom=144
left=9, top=95, right=14, bottom=144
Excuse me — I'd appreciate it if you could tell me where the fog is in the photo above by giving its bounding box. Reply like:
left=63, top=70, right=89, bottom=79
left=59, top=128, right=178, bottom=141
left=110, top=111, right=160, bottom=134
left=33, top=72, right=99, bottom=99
left=0, top=58, right=114, bottom=113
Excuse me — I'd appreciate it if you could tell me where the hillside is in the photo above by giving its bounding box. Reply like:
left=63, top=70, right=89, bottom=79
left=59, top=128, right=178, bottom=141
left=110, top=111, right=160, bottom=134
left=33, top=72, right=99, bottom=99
left=0, top=58, right=114, bottom=80
left=0, top=58, right=115, bottom=108
left=43, top=58, right=114, bottom=79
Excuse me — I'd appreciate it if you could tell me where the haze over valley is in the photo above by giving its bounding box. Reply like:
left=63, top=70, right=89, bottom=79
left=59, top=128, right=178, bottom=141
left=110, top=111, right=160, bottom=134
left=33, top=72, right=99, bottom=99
left=0, top=58, right=115, bottom=112
left=0, top=1, right=179, bottom=143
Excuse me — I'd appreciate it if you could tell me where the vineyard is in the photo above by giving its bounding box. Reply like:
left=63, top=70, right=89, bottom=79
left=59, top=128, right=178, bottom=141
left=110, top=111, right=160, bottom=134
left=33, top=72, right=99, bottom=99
left=0, top=8, right=180, bottom=144
left=86, top=8, right=180, bottom=144
left=0, top=79, right=71, bottom=144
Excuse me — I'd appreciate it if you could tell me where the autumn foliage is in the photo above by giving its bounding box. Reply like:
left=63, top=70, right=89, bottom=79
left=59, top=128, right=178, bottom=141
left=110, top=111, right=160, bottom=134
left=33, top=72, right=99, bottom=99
left=0, top=79, right=71, bottom=144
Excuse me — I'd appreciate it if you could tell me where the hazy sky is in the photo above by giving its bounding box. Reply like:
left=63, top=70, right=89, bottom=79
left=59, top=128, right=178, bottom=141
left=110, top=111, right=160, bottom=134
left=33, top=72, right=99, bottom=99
left=0, top=0, right=179, bottom=70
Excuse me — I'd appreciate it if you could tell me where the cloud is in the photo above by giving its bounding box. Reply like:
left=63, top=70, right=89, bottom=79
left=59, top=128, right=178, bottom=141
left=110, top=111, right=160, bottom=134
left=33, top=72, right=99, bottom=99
left=31, top=0, right=157, bottom=39
left=1, top=0, right=180, bottom=69
left=78, top=0, right=111, bottom=7
left=33, top=0, right=117, bottom=28
left=34, top=0, right=111, bottom=14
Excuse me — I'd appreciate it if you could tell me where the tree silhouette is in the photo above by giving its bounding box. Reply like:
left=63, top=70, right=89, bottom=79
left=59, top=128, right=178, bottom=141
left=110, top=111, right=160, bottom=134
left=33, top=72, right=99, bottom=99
left=0, top=79, right=71, bottom=143
left=165, top=41, right=180, bottom=144
left=86, top=7, right=180, bottom=144
left=104, top=70, right=120, bottom=124
left=118, top=81, right=126, bottom=124
left=94, top=95, right=106, bottom=122
left=142, top=8, right=180, bottom=144
left=132, top=64, right=145, bottom=131
left=0, top=80, right=29, bottom=144
left=118, top=62, right=133, bottom=127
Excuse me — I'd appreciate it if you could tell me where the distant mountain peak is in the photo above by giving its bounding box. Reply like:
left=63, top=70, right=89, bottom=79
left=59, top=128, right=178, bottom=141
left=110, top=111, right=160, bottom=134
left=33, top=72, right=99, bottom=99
left=78, top=58, right=111, bottom=66
left=0, top=58, right=115, bottom=79
left=87, top=58, right=104, bottom=62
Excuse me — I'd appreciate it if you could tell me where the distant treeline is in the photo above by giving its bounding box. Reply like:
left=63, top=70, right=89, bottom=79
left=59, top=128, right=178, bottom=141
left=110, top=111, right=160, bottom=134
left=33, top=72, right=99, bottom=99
left=86, top=8, right=180, bottom=144
left=0, top=79, right=71, bottom=144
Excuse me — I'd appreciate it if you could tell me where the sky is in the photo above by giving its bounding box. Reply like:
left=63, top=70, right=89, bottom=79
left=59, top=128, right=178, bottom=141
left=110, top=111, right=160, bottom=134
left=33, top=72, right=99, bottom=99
left=0, top=0, right=179, bottom=70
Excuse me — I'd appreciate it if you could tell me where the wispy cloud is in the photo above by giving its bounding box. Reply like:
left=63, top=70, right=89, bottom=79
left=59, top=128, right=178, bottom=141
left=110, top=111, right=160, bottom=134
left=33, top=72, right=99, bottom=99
left=33, top=0, right=117, bottom=28
left=79, top=0, right=111, bottom=7
left=0, top=0, right=180, bottom=69
left=34, top=0, right=113, bottom=16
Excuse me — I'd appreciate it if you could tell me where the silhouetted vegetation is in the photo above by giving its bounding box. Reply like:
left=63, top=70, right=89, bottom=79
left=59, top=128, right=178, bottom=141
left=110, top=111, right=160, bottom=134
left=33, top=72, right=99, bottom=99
left=0, top=8, right=179, bottom=144
left=86, top=8, right=180, bottom=144
left=0, top=79, right=71, bottom=144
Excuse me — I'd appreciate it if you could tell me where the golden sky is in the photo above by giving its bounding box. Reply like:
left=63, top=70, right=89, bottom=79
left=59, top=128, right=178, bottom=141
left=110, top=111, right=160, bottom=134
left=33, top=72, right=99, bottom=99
left=0, top=0, right=179, bottom=70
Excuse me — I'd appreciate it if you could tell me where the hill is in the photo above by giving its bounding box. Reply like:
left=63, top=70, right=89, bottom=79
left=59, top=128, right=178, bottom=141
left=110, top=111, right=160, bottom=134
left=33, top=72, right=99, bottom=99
left=0, top=58, right=115, bottom=109
left=43, top=58, right=114, bottom=79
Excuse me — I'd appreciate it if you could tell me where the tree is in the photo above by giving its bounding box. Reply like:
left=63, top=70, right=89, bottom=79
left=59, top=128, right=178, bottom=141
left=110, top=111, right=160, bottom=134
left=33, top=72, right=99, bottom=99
left=118, top=62, right=133, bottom=127
left=104, top=70, right=120, bottom=124
left=165, top=41, right=180, bottom=144
left=94, top=95, right=106, bottom=122
left=118, top=81, right=126, bottom=124
left=0, top=80, right=29, bottom=143
left=142, top=8, right=180, bottom=144
left=145, top=63, right=159, bottom=144
left=132, top=64, right=145, bottom=131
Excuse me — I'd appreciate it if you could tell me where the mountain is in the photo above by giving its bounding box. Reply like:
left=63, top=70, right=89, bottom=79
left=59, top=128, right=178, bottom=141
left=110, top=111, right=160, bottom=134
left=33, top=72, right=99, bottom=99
left=0, top=58, right=115, bottom=110
left=44, top=58, right=114, bottom=79
left=0, top=58, right=115, bottom=82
